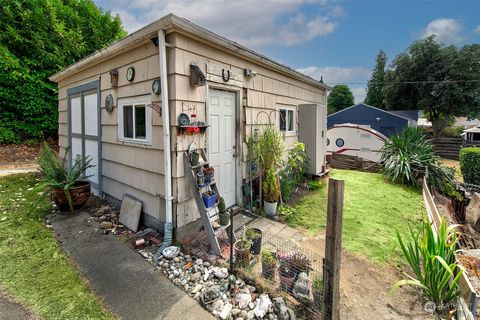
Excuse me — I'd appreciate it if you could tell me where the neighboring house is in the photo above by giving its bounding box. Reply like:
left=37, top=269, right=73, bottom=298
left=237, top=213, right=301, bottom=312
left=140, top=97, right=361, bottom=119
left=326, top=124, right=387, bottom=162
left=462, top=126, right=480, bottom=141
left=327, top=103, right=414, bottom=137
left=48, top=14, right=328, bottom=240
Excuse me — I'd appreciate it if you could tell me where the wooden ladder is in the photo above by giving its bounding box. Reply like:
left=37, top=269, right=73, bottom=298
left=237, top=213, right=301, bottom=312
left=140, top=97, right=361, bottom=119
left=183, top=149, right=236, bottom=256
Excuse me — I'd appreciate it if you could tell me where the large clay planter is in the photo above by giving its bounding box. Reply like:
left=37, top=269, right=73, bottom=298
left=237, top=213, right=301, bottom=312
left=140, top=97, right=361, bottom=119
left=51, top=181, right=91, bottom=211
left=264, top=200, right=278, bottom=217
left=234, top=240, right=251, bottom=268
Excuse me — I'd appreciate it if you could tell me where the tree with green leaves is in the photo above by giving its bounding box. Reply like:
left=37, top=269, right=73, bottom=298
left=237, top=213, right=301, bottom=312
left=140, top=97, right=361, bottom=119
left=365, top=49, right=387, bottom=109
left=327, top=85, right=355, bottom=114
left=0, top=0, right=127, bottom=143
left=384, top=36, right=480, bottom=137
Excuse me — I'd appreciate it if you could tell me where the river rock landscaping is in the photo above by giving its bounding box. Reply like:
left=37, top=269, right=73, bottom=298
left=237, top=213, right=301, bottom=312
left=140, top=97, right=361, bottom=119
left=138, top=249, right=297, bottom=320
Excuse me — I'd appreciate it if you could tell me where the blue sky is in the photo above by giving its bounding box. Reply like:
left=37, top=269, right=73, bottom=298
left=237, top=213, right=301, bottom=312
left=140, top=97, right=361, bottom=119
left=94, top=0, right=480, bottom=102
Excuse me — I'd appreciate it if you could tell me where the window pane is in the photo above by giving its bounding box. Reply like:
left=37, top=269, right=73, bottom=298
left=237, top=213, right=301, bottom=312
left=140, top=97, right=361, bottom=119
left=279, top=109, right=286, bottom=131
left=287, top=110, right=294, bottom=131
left=135, top=105, right=146, bottom=139
left=123, top=105, right=133, bottom=138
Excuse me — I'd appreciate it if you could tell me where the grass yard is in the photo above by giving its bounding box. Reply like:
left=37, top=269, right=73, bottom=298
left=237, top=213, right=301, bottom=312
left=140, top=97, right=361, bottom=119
left=0, top=173, right=114, bottom=320
left=286, top=169, right=425, bottom=265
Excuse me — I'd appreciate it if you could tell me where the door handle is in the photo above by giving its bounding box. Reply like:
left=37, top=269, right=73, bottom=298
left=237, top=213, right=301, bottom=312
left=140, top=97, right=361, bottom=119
left=233, top=145, right=237, bottom=158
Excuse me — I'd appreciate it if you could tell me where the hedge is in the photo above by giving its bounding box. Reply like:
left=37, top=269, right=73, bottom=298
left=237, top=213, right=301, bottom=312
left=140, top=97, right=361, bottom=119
left=460, top=147, right=480, bottom=185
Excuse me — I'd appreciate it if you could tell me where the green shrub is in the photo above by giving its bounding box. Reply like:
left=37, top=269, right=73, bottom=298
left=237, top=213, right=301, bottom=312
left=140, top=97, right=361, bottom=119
left=277, top=205, right=296, bottom=221
left=256, top=126, right=284, bottom=172
left=263, top=167, right=280, bottom=202
left=280, top=142, right=309, bottom=200
left=0, top=126, right=20, bottom=144
left=381, top=126, right=454, bottom=194
left=393, top=219, right=462, bottom=304
left=441, top=126, right=465, bottom=138
left=460, top=147, right=480, bottom=185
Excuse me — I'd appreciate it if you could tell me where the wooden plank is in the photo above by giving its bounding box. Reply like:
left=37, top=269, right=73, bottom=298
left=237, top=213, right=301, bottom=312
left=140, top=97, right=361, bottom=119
left=323, top=179, right=344, bottom=320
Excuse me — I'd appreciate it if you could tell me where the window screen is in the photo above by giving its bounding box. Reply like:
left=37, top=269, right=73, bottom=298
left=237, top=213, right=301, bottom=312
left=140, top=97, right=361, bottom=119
left=279, top=109, right=294, bottom=132
left=135, top=105, right=146, bottom=139
left=279, top=109, right=287, bottom=131
left=287, top=110, right=294, bottom=131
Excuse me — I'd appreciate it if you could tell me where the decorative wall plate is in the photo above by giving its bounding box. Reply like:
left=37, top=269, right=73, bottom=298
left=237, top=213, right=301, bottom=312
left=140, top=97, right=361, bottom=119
left=152, top=79, right=161, bottom=94
left=126, top=67, right=135, bottom=82
left=178, top=113, right=190, bottom=126
left=105, top=94, right=114, bottom=112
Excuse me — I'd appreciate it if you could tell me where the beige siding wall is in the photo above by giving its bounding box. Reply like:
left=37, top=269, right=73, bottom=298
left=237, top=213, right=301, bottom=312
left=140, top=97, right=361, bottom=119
left=56, top=38, right=173, bottom=220
left=171, top=33, right=327, bottom=228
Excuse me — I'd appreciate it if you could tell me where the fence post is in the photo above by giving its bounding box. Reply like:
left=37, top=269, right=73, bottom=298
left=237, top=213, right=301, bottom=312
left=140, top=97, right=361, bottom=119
left=323, top=178, right=344, bottom=320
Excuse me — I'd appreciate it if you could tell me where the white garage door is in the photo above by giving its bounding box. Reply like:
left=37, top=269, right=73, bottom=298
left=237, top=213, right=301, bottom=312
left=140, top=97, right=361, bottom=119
left=69, top=85, right=100, bottom=195
left=208, top=89, right=236, bottom=208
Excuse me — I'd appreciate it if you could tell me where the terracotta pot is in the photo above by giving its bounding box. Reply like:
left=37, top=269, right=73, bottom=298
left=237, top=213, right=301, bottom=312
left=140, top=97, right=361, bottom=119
left=234, top=240, right=251, bottom=267
left=51, top=181, right=91, bottom=211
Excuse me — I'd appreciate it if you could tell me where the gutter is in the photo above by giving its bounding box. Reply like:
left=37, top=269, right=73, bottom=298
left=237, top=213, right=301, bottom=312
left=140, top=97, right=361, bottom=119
left=154, top=29, right=174, bottom=262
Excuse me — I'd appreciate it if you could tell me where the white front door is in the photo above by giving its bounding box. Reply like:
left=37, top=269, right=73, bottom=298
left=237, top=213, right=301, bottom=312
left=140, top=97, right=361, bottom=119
left=208, top=89, right=236, bottom=208
left=69, top=88, right=100, bottom=195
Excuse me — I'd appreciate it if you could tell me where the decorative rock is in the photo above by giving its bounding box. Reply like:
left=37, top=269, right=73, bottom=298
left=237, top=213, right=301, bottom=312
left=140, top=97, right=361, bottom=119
left=231, top=308, right=241, bottom=316
left=195, top=258, right=204, bottom=265
left=236, top=293, right=252, bottom=309
left=213, top=299, right=224, bottom=311
left=203, top=261, right=211, bottom=267
left=254, top=294, right=272, bottom=319
left=247, top=310, right=255, bottom=320
left=100, top=221, right=113, bottom=229
left=219, top=303, right=233, bottom=320
left=212, top=267, right=229, bottom=279
left=292, top=272, right=311, bottom=300
left=191, top=284, right=203, bottom=294
left=240, top=310, right=248, bottom=318
left=191, top=272, right=201, bottom=282
left=248, top=302, right=255, bottom=310
left=173, top=257, right=180, bottom=263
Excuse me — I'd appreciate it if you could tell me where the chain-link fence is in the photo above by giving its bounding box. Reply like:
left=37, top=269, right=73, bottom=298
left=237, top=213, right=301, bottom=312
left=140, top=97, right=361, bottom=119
left=233, top=231, right=324, bottom=319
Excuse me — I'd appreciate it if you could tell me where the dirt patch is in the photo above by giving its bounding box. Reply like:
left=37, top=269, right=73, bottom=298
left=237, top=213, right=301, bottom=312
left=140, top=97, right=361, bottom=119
left=296, top=230, right=435, bottom=320
left=0, top=139, right=57, bottom=171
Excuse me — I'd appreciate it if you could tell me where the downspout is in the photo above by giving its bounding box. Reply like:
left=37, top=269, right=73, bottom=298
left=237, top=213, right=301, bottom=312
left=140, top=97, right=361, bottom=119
left=154, top=29, right=173, bottom=263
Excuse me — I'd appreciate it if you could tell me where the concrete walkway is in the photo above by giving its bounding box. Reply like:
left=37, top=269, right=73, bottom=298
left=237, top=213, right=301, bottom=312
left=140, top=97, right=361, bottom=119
left=51, top=211, right=214, bottom=320
left=0, top=289, right=37, bottom=320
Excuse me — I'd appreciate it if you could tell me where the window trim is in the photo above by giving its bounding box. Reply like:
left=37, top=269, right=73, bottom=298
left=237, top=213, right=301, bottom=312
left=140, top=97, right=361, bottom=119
left=117, top=95, right=152, bottom=145
left=279, top=107, right=295, bottom=133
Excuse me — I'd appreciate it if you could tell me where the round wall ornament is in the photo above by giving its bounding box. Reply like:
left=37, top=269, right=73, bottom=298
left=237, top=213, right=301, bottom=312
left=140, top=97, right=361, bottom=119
left=126, top=67, right=135, bottom=82
left=152, top=79, right=161, bottom=94
left=105, top=94, right=114, bottom=112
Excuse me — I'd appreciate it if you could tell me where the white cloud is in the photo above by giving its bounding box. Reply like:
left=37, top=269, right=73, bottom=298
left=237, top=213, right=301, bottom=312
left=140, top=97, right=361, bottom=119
left=420, top=18, right=463, bottom=44
left=296, top=66, right=370, bottom=103
left=474, top=25, right=480, bottom=34
left=100, top=0, right=342, bottom=48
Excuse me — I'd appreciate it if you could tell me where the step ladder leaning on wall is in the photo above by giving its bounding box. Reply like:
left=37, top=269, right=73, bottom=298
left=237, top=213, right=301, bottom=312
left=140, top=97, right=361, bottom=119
left=183, top=148, right=236, bottom=256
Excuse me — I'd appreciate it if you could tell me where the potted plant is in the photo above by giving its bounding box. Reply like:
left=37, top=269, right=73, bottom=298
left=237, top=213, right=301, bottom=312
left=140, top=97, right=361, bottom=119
left=261, top=250, right=277, bottom=280
left=203, top=167, right=215, bottom=183
left=288, top=253, right=312, bottom=278
left=218, top=197, right=229, bottom=226
left=202, top=190, right=217, bottom=208
left=246, top=228, right=262, bottom=255
left=234, top=236, right=252, bottom=268
left=278, top=254, right=296, bottom=292
left=263, top=167, right=280, bottom=216
left=39, top=143, right=94, bottom=212
left=190, top=151, right=200, bottom=166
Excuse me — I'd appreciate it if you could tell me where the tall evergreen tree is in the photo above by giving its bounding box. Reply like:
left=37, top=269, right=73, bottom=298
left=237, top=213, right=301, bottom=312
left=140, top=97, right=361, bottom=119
left=0, top=0, right=127, bottom=143
left=365, top=49, right=387, bottom=109
left=327, top=85, right=355, bottom=114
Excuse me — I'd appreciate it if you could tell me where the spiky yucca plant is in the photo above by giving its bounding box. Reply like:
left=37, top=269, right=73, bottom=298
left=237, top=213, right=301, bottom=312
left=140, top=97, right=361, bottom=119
left=39, top=143, right=94, bottom=210
left=380, top=126, right=454, bottom=193
left=393, top=219, right=463, bottom=304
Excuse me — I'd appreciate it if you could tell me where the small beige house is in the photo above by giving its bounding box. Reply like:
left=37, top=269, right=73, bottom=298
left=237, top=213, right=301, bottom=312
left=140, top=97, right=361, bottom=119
left=49, top=14, right=328, bottom=239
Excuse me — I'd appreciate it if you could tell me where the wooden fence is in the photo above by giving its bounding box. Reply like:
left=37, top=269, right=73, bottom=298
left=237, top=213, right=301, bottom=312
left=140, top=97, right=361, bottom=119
left=431, top=138, right=480, bottom=160
left=328, top=153, right=382, bottom=173
left=422, top=178, right=479, bottom=319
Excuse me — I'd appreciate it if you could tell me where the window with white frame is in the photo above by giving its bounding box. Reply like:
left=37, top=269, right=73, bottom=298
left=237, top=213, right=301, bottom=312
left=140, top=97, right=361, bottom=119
left=118, top=96, right=151, bottom=143
left=279, top=108, right=294, bottom=132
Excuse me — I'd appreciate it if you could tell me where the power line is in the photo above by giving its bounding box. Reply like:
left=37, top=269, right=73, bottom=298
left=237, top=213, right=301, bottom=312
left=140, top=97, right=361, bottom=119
left=324, top=79, right=480, bottom=85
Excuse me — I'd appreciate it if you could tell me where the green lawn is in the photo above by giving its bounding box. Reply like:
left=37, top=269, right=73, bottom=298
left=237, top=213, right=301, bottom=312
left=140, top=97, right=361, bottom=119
left=287, top=169, right=425, bottom=265
left=0, top=174, right=114, bottom=320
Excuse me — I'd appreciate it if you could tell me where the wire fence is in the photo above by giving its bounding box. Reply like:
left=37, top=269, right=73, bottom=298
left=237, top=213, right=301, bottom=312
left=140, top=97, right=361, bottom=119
left=233, top=231, right=324, bottom=319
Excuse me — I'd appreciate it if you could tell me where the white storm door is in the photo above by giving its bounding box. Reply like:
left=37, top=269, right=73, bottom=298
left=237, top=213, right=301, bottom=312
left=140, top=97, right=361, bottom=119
left=68, top=84, right=100, bottom=195
left=208, top=90, right=236, bottom=208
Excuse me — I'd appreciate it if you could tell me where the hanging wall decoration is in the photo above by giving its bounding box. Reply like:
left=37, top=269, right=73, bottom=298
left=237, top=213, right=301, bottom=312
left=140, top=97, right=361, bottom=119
left=105, top=94, right=114, bottom=113
left=152, top=78, right=161, bottom=94
left=126, top=67, right=135, bottom=82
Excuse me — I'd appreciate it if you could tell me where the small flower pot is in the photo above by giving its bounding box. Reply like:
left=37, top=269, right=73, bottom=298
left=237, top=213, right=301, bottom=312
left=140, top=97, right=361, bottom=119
left=190, top=152, right=200, bottom=166
left=246, top=228, right=262, bottom=255
left=202, top=191, right=217, bottom=208
left=279, top=271, right=295, bottom=292
left=234, top=240, right=251, bottom=268
left=264, top=200, right=278, bottom=217
left=51, top=181, right=91, bottom=212
left=197, top=172, right=206, bottom=187
left=261, top=259, right=277, bottom=280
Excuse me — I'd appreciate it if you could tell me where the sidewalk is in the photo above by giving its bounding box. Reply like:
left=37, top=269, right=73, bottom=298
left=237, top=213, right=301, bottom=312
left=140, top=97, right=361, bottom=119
left=51, top=211, right=214, bottom=320
left=0, top=289, right=37, bottom=320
